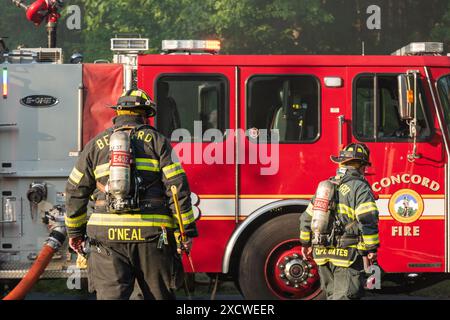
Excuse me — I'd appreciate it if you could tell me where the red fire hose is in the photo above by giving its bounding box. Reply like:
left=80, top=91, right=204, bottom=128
left=3, top=245, right=56, bottom=300
left=2, top=217, right=67, bottom=301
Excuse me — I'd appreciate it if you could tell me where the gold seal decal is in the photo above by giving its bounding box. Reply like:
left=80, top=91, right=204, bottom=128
left=388, top=189, right=424, bottom=224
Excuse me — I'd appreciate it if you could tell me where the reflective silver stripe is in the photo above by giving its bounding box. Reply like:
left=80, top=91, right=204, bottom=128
left=355, top=202, right=378, bottom=216
left=94, top=163, right=110, bottom=179
left=69, top=167, right=84, bottom=184
left=175, top=209, right=196, bottom=225
left=305, top=203, right=313, bottom=216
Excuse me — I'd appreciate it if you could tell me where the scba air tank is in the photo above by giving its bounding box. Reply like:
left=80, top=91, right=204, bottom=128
left=108, top=130, right=131, bottom=207
left=311, top=180, right=335, bottom=238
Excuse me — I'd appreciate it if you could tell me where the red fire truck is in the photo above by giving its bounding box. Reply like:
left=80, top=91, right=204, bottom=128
left=134, top=41, right=450, bottom=299
left=1, top=38, right=450, bottom=300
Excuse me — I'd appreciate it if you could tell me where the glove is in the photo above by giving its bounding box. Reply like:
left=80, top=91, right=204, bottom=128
left=69, top=236, right=85, bottom=255
left=76, top=253, right=88, bottom=269
left=174, top=231, right=193, bottom=254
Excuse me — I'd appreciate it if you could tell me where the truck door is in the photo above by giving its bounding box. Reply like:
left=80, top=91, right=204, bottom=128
left=238, top=67, right=346, bottom=205
left=138, top=65, right=236, bottom=272
left=234, top=66, right=347, bottom=299
left=429, top=66, right=450, bottom=273
left=348, top=66, right=446, bottom=273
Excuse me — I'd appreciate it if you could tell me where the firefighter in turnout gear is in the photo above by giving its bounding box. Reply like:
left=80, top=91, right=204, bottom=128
left=65, top=89, right=198, bottom=300
left=299, top=143, right=379, bottom=300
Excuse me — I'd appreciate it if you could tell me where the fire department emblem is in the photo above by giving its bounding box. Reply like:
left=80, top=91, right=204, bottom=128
left=388, top=189, right=424, bottom=223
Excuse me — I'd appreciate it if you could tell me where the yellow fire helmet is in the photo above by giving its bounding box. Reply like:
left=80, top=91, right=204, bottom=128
left=113, top=89, right=156, bottom=117
left=330, top=143, right=371, bottom=166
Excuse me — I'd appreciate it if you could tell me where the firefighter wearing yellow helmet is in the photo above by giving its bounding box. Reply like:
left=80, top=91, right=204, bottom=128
left=65, top=89, right=198, bottom=300
left=299, top=143, right=380, bottom=300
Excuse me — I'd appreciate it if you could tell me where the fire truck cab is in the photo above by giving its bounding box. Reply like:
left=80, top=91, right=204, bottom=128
left=1, top=38, right=450, bottom=300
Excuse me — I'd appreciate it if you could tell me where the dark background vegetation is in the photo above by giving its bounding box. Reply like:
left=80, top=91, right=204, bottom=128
left=1, top=0, right=449, bottom=62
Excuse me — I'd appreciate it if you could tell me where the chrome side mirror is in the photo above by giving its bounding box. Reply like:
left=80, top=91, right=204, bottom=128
left=397, top=72, right=417, bottom=121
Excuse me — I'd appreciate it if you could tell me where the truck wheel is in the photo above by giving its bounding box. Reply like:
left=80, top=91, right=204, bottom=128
left=238, top=213, right=323, bottom=300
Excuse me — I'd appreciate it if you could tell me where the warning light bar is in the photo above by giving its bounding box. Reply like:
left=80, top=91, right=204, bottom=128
left=111, top=37, right=149, bottom=52
left=161, top=40, right=221, bottom=54
left=2, top=67, right=7, bottom=99
left=391, top=42, right=444, bottom=56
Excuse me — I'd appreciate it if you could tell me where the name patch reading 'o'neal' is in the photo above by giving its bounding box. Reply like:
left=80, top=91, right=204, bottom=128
left=108, top=228, right=145, bottom=241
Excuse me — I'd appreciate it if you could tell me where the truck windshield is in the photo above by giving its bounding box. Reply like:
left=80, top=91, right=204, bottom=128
left=437, top=75, right=450, bottom=133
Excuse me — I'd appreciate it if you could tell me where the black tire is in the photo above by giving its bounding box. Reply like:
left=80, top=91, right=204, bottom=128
left=238, top=213, right=324, bottom=300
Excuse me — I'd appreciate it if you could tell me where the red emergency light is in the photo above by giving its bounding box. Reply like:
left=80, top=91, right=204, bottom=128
left=25, top=0, right=61, bottom=26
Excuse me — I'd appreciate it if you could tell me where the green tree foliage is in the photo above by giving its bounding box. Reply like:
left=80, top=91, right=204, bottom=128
left=210, top=0, right=334, bottom=53
left=431, top=1, right=450, bottom=48
left=1, top=0, right=449, bottom=61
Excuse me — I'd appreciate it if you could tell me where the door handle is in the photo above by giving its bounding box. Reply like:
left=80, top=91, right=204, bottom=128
left=337, top=115, right=344, bottom=150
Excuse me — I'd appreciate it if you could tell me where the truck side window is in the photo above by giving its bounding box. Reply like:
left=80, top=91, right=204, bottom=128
left=354, top=74, right=433, bottom=141
left=247, top=75, right=320, bottom=143
left=437, top=75, right=450, bottom=133
left=156, top=75, right=228, bottom=141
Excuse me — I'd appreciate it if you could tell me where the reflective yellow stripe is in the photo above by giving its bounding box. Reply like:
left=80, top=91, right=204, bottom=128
left=163, top=163, right=181, bottom=171
left=88, top=213, right=177, bottom=228
left=355, top=202, right=378, bottom=216
left=337, top=204, right=355, bottom=219
left=329, top=259, right=354, bottom=267
left=363, top=234, right=379, bottom=239
left=94, top=163, right=110, bottom=179
left=162, top=162, right=185, bottom=179
left=357, top=242, right=368, bottom=250
left=166, top=169, right=184, bottom=179
left=174, top=209, right=196, bottom=225
left=69, top=167, right=84, bottom=184
left=136, top=158, right=159, bottom=165
left=300, top=231, right=311, bottom=241
left=136, top=158, right=160, bottom=172
left=314, top=258, right=354, bottom=267
left=362, top=234, right=380, bottom=245
left=313, top=258, right=328, bottom=265
left=65, top=213, right=87, bottom=228
left=305, top=203, right=313, bottom=217
left=136, top=166, right=159, bottom=172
